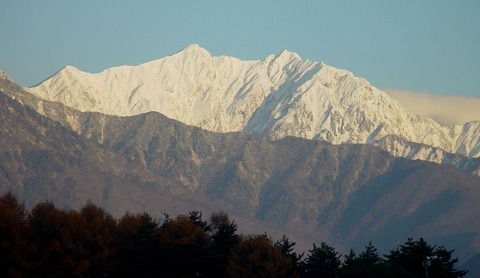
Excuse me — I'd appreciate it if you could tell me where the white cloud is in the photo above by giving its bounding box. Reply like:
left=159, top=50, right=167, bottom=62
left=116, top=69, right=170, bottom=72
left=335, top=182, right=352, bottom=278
left=382, top=89, right=480, bottom=126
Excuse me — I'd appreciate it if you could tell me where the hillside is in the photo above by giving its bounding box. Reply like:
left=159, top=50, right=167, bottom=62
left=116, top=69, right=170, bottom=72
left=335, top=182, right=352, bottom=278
left=2, top=74, right=480, bottom=271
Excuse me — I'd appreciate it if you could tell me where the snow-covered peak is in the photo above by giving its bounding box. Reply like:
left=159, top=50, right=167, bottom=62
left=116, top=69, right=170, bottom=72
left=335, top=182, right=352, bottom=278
left=26, top=45, right=480, bottom=161
left=173, top=44, right=212, bottom=58
left=276, top=49, right=302, bottom=61
left=46, top=65, right=86, bottom=82
left=262, top=49, right=302, bottom=66
left=62, top=65, right=80, bottom=72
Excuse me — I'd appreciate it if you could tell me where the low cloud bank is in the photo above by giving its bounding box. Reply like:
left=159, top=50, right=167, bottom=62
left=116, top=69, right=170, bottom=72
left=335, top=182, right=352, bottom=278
left=383, top=89, right=480, bottom=126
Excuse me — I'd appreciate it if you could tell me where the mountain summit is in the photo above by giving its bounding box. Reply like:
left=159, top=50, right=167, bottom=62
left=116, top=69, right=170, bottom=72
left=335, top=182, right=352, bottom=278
left=27, top=45, right=480, bottom=164
left=0, top=70, right=13, bottom=82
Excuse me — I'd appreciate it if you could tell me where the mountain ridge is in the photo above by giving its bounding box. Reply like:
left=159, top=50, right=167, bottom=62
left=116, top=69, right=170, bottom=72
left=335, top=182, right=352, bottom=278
left=26, top=45, right=480, bottom=167
left=2, top=72, right=480, bottom=273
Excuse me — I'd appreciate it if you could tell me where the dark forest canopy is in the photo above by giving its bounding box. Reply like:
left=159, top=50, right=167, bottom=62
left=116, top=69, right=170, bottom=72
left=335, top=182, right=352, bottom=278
left=0, top=192, right=468, bottom=277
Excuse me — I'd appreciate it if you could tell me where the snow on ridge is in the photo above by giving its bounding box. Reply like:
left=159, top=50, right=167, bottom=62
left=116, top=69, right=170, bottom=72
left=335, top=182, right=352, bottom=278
left=26, top=44, right=480, bottom=160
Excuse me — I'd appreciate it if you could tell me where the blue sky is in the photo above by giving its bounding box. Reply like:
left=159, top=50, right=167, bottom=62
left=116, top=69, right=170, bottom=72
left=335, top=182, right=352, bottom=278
left=1, top=1, right=479, bottom=97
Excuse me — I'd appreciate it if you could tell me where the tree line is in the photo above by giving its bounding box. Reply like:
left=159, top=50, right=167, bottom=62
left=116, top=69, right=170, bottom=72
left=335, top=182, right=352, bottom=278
left=0, top=192, right=468, bottom=277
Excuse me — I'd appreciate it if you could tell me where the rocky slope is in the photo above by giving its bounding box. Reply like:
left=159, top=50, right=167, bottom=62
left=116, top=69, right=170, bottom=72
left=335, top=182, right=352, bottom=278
left=3, top=75, right=480, bottom=269
left=0, top=78, right=306, bottom=245
left=26, top=45, right=480, bottom=166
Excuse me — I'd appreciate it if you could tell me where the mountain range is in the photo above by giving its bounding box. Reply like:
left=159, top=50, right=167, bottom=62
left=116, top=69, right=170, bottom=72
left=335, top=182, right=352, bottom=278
left=27, top=44, right=480, bottom=173
left=1, top=45, right=480, bottom=274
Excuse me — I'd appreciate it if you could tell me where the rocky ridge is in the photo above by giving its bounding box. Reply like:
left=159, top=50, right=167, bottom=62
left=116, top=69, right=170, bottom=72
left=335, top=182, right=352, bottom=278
left=27, top=45, right=480, bottom=168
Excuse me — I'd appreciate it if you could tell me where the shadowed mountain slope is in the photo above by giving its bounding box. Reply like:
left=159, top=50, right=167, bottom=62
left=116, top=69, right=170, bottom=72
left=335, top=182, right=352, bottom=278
left=1, top=73, right=480, bottom=272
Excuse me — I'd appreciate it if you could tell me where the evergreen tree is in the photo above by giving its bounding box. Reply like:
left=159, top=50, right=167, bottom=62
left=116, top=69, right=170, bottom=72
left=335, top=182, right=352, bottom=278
left=385, top=238, right=468, bottom=278
left=275, top=235, right=303, bottom=277
left=209, top=211, right=240, bottom=276
left=189, top=210, right=211, bottom=232
left=386, top=237, right=432, bottom=277
left=341, top=249, right=358, bottom=277
left=302, top=242, right=341, bottom=278
left=429, top=246, right=469, bottom=278
left=210, top=211, right=240, bottom=253
left=340, top=241, right=384, bottom=278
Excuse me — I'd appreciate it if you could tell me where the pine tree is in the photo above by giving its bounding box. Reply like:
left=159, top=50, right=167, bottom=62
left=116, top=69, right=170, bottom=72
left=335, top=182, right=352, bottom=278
left=385, top=238, right=468, bottom=278
left=208, top=211, right=240, bottom=276
left=302, top=242, right=341, bottom=278
left=340, top=241, right=384, bottom=278
left=275, top=235, right=303, bottom=276
left=189, top=210, right=211, bottom=232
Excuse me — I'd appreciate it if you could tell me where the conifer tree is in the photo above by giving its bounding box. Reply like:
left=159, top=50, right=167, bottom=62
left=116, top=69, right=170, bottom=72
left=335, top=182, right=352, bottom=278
left=340, top=241, right=384, bottom=278
left=208, top=211, right=240, bottom=276
left=275, top=235, right=303, bottom=276
left=385, top=238, right=468, bottom=278
left=302, top=242, right=341, bottom=278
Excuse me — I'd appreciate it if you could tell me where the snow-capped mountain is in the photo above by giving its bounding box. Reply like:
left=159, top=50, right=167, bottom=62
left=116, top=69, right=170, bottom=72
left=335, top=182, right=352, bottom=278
left=27, top=44, right=480, bottom=162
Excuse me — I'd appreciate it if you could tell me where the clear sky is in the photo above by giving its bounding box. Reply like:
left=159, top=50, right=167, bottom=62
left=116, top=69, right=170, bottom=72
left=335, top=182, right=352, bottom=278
left=1, top=1, right=479, bottom=97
